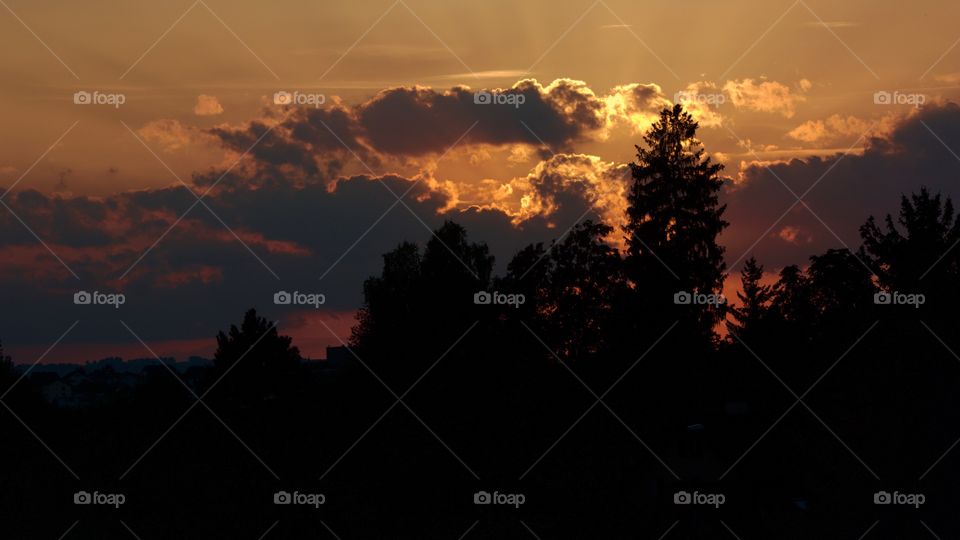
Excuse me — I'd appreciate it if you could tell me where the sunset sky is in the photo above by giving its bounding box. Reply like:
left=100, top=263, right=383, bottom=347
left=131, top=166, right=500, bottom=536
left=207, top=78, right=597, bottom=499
left=2, top=0, right=960, bottom=362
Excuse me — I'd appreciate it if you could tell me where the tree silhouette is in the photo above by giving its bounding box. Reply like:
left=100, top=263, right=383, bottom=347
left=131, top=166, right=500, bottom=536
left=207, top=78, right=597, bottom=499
left=0, top=340, right=12, bottom=380
left=351, top=221, right=493, bottom=387
left=624, top=104, right=729, bottom=343
left=727, top=257, right=773, bottom=343
left=807, top=248, right=875, bottom=324
left=502, top=220, right=625, bottom=361
left=352, top=240, right=422, bottom=359
left=860, top=187, right=960, bottom=318
left=209, top=308, right=301, bottom=403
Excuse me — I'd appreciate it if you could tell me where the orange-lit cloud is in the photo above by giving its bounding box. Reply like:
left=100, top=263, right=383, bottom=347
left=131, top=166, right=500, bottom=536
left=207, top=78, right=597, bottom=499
left=193, top=94, right=224, bottom=116
left=139, top=119, right=215, bottom=152
left=724, top=78, right=810, bottom=118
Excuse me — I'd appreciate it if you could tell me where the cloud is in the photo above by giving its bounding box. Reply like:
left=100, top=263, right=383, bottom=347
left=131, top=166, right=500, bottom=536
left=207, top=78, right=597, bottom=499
left=477, top=154, right=630, bottom=235
left=207, top=79, right=673, bottom=174
left=672, top=81, right=726, bottom=128
left=787, top=114, right=874, bottom=143
left=602, top=83, right=674, bottom=134
left=722, top=102, right=960, bottom=271
left=777, top=225, right=812, bottom=245
left=724, top=78, right=808, bottom=118
left=193, top=94, right=224, bottom=116
left=432, top=70, right=529, bottom=81
left=934, top=72, right=960, bottom=84
left=139, top=119, right=215, bottom=152
left=0, top=152, right=618, bottom=352
left=355, top=79, right=609, bottom=155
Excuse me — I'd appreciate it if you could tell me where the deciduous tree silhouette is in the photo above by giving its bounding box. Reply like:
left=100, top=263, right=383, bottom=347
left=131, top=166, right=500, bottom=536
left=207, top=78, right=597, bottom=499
left=860, top=187, right=960, bottom=319
left=806, top=248, right=875, bottom=327
left=208, top=308, right=301, bottom=403
left=502, top=220, right=625, bottom=362
left=351, top=221, right=492, bottom=387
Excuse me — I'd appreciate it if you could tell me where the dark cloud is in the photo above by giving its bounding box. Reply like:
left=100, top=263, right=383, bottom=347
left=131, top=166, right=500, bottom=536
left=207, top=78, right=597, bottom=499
left=0, top=167, right=599, bottom=350
left=207, top=79, right=669, bottom=181
left=722, top=102, right=960, bottom=271
left=356, top=79, right=604, bottom=154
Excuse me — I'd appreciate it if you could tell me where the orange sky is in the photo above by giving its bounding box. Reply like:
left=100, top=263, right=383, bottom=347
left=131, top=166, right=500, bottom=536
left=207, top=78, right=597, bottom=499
left=3, top=0, right=960, bottom=363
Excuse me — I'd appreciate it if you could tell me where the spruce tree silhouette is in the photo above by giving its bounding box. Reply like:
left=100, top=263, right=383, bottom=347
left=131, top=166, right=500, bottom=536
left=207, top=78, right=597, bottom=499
left=727, top=257, right=774, bottom=345
left=624, top=104, right=729, bottom=346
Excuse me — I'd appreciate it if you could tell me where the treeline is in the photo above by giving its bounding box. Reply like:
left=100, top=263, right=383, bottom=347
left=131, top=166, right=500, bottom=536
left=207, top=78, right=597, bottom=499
left=1, top=105, right=959, bottom=538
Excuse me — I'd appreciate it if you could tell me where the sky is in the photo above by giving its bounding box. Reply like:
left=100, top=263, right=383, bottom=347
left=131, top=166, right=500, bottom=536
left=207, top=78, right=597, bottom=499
left=2, top=0, right=960, bottom=363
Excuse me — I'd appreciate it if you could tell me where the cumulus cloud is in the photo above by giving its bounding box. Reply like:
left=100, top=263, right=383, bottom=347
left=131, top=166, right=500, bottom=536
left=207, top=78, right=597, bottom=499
left=787, top=113, right=897, bottom=144
left=672, top=81, right=726, bottom=128
left=601, top=83, right=674, bottom=134
left=194, top=94, right=224, bottom=116
left=207, top=79, right=672, bottom=176
left=724, top=78, right=809, bottom=118
left=353, top=78, right=656, bottom=154
left=472, top=154, right=631, bottom=236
